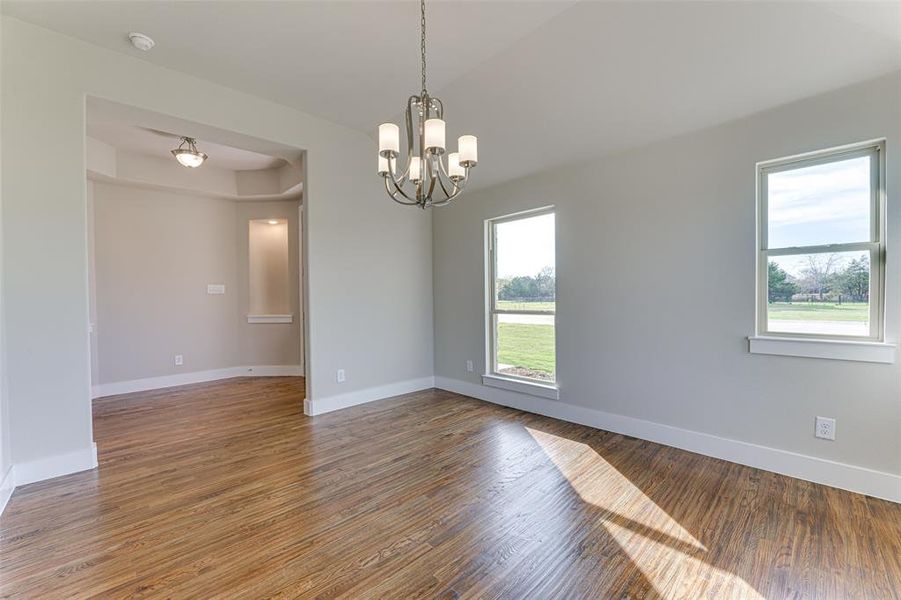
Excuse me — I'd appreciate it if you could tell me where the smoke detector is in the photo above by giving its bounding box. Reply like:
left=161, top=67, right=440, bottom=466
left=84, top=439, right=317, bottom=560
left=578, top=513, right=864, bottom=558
left=128, top=32, right=155, bottom=51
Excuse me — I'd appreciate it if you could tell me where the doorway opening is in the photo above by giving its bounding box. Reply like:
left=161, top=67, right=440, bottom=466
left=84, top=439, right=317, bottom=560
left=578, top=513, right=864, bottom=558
left=85, top=97, right=309, bottom=403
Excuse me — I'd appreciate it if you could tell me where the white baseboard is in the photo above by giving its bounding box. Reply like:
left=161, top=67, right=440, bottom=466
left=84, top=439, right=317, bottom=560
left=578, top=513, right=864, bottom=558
left=0, top=444, right=100, bottom=516
left=12, top=443, right=99, bottom=488
left=92, top=365, right=304, bottom=399
left=0, top=464, right=14, bottom=516
left=239, top=365, right=305, bottom=377
left=305, top=376, right=436, bottom=416
left=435, top=376, right=901, bottom=504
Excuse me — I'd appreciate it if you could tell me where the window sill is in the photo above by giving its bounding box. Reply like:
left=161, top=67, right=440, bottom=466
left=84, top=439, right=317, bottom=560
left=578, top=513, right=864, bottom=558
left=482, top=374, right=559, bottom=400
left=748, top=335, right=896, bottom=364
left=247, top=314, right=293, bottom=324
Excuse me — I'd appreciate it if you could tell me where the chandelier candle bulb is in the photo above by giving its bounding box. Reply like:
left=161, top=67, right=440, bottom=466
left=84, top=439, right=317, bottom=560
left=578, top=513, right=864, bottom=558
left=379, top=123, right=400, bottom=156
left=409, top=157, right=422, bottom=182
left=378, top=154, right=396, bottom=177
left=458, top=135, right=478, bottom=167
left=424, top=119, right=446, bottom=153
left=448, top=152, right=464, bottom=180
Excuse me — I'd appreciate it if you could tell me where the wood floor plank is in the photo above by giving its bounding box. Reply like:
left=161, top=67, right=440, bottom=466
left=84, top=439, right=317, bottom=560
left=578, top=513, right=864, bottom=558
left=1, top=377, right=898, bottom=599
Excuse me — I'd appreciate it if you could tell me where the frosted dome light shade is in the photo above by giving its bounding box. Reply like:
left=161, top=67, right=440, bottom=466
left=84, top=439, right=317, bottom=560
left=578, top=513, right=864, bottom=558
left=174, top=151, right=206, bottom=168
left=447, top=152, right=464, bottom=180
left=458, top=135, right=478, bottom=166
left=379, top=123, right=400, bottom=156
left=424, top=118, right=446, bottom=153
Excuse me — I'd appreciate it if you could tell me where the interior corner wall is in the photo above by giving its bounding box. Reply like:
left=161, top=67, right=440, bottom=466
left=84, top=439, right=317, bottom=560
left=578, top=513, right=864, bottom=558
left=1, top=17, right=433, bottom=470
left=90, top=183, right=301, bottom=385
left=433, top=72, right=901, bottom=486
left=91, top=181, right=240, bottom=384
left=0, top=10, right=11, bottom=498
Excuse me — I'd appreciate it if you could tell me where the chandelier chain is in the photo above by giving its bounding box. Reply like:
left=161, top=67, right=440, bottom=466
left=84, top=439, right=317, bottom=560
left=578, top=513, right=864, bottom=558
left=420, top=0, right=427, bottom=94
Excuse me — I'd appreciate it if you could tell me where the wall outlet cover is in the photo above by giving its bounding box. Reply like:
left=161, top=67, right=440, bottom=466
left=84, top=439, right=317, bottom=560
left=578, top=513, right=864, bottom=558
left=466, top=360, right=474, bottom=373
left=815, top=416, right=836, bottom=441
left=207, top=284, right=226, bottom=295
left=336, top=369, right=346, bottom=383
left=174, top=354, right=184, bottom=366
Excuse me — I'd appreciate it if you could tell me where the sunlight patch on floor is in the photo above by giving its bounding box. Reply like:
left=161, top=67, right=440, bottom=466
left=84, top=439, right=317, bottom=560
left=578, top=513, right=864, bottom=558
left=526, top=427, right=764, bottom=599
left=604, top=521, right=764, bottom=599
left=526, top=427, right=704, bottom=550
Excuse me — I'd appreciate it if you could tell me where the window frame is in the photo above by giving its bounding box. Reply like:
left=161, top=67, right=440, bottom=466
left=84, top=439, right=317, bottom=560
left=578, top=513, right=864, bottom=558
left=485, top=206, right=557, bottom=387
left=756, top=140, right=886, bottom=342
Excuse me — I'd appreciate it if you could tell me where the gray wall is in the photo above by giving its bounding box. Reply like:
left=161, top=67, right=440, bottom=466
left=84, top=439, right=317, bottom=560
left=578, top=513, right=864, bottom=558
left=1, top=17, right=433, bottom=466
left=0, top=40, right=8, bottom=487
left=90, top=182, right=301, bottom=384
left=433, top=72, right=901, bottom=477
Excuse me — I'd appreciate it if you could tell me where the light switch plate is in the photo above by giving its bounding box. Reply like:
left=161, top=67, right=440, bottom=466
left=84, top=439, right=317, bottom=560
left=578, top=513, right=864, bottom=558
left=207, top=284, right=226, bottom=295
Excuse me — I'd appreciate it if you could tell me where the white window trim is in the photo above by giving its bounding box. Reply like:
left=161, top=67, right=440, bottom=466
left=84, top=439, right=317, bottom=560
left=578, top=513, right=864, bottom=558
left=753, top=140, right=892, bottom=362
left=481, top=373, right=560, bottom=400
left=485, top=206, right=558, bottom=392
left=748, top=336, right=895, bottom=364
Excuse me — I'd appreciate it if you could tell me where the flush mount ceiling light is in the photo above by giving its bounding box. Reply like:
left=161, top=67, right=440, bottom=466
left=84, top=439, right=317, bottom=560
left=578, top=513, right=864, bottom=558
left=128, top=32, right=155, bottom=51
left=171, top=137, right=208, bottom=168
left=377, top=0, right=478, bottom=208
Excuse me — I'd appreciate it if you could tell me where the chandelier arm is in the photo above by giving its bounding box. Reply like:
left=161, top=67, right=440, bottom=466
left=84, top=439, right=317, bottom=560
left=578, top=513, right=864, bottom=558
left=436, top=171, right=453, bottom=199
left=387, top=158, right=418, bottom=203
left=435, top=160, right=457, bottom=199
left=431, top=171, right=466, bottom=207
left=435, top=153, right=465, bottom=195
left=384, top=175, right=418, bottom=206
left=424, top=155, right=438, bottom=202
left=403, top=94, right=417, bottom=196
left=405, top=96, right=418, bottom=161
left=418, top=103, right=426, bottom=198
left=387, top=158, right=409, bottom=188
left=389, top=180, right=418, bottom=204
left=429, top=183, right=464, bottom=207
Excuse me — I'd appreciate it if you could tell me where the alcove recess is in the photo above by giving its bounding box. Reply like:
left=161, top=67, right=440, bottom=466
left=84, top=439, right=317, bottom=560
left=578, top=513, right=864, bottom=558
left=247, top=219, right=292, bottom=324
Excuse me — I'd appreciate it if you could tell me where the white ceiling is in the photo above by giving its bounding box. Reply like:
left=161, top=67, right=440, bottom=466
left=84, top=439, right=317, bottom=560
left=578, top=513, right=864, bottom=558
left=87, top=122, right=287, bottom=171
left=5, top=1, right=901, bottom=188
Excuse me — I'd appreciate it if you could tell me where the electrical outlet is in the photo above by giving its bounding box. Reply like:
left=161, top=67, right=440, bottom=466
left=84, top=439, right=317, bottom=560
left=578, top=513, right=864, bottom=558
left=466, top=360, right=474, bottom=373
left=336, top=369, right=346, bottom=383
left=815, top=416, right=836, bottom=441
left=174, top=354, right=184, bottom=366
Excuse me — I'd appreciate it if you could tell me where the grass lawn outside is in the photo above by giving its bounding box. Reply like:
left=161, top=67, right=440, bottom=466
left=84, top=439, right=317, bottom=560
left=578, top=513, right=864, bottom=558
left=767, top=301, right=868, bottom=322
left=493, top=302, right=868, bottom=382
left=497, top=322, right=555, bottom=378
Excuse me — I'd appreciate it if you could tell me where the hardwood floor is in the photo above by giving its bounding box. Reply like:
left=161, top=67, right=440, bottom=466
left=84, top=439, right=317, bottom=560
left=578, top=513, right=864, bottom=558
left=1, top=378, right=899, bottom=599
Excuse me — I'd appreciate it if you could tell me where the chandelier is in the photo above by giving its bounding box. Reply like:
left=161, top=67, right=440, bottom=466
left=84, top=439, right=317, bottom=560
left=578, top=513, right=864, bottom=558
left=377, top=0, right=478, bottom=208
left=171, top=137, right=207, bottom=168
